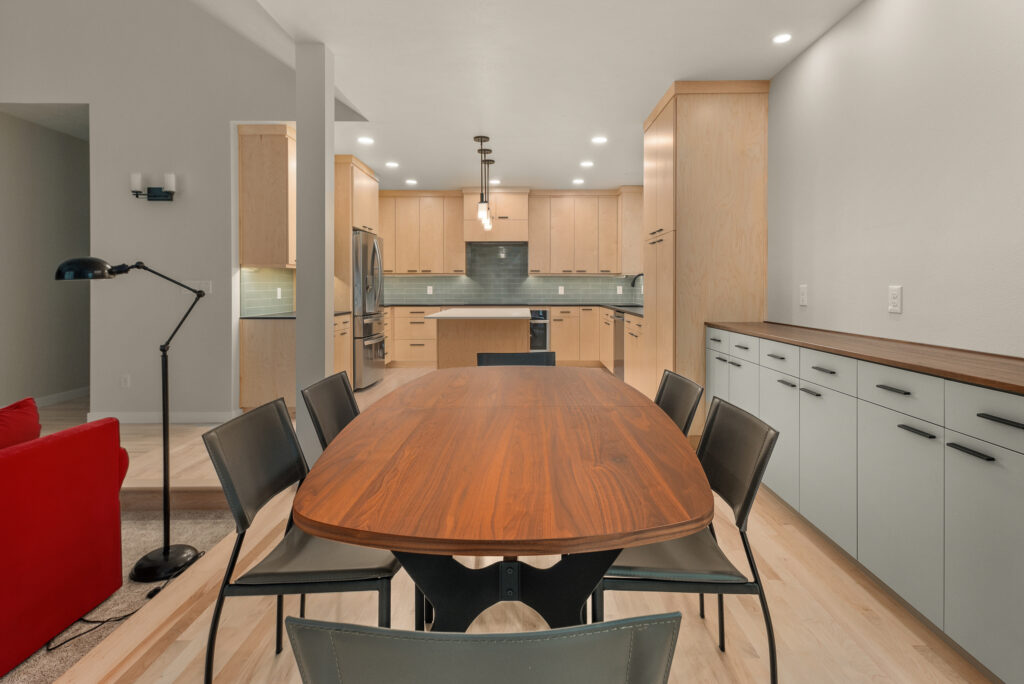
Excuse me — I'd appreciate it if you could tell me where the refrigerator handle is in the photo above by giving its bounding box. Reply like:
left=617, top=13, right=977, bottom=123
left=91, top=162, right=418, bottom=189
left=372, top=238, right=383, bottom=309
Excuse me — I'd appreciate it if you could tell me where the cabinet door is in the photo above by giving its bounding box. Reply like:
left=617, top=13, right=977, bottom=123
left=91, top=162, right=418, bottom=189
left=352, top=166, right=378, bottom=232
left=579, top=307, right=600, bottom=361
left=726, top=355, right=758, bottom=415
left=493, top=192, right=528, bottom=220
left=644, top=237, right=659, bottom=381
left=624, top=323, right=641, bottom=389
left=239, top=130, right=295, bottom=267
left=655, top=232, right=675, bottom=377
left=550, top=197, right=575, bottom=274
left=550, top=314, right=579, bottom=361
left=600, top=313, right=614, bottom=371
left=857, top=401, right=944, bottom=626
left=706, top=349, right=730, bottom=407
left=799, top=381, right=858, bottom=556
left=573, top=197, right=599, bottom=274
left=655, top=98, right=675, bottom=232
left=643, top=121, right=657, bottom=235
left=443, top=196, right=465, bottom=274
left=528, top=196, right=551, bottom=274
left=418, top=197, right=444, bottom=274
left=379, top=197, right=396, bottom=274
left=944, top=431, right=1024, bottom=684
left=395, top=197, right=420, bottom=273
left=758, top=367, right=800, bottom=509
left=598, top=196, right=619, bottom=274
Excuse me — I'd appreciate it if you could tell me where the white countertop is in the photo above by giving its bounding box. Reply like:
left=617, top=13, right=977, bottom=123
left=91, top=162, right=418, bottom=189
left=426, top=307, right=532, bottom=320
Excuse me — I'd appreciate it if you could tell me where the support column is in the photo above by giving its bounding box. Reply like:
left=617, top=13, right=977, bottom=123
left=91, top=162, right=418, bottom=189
left=294, top=43, right=335, bottom=461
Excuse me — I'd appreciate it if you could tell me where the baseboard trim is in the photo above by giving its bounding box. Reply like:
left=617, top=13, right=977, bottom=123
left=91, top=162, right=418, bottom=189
left=35, top=386, right=89, bottom=407
left=87, top=410, right=241, bottom=425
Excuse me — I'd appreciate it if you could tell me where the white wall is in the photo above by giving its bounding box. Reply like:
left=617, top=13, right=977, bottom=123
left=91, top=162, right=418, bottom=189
left=766, top=0, right=1024, bottom=357
left=0, top=0, right=296, bottom=421
left=0, top=111, right=90, bottom=406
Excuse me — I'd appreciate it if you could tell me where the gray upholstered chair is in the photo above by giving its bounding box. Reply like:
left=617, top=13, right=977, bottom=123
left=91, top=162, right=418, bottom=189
left=592, top=397, right=780, bottom=683
left=654, top=369, right=704, bottom=436
left=202, top=398, right=400, bottom=684
left=477, top=351, right=556, bottom=366
left=286, top=612, right=682, bottom=684
left=300, top=370, right=361, bottom=450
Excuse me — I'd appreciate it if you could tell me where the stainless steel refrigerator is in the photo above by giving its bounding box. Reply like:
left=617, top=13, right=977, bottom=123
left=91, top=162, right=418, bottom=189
left=351, top=229, right=385, bottom=389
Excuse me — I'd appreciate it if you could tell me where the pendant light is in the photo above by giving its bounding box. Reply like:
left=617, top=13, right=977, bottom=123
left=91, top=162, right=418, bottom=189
left=474, top=135, right=495, bottom=230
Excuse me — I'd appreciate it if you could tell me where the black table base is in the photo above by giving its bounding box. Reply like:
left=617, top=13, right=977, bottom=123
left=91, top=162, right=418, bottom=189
left=394, top=549, right=621, bottom=632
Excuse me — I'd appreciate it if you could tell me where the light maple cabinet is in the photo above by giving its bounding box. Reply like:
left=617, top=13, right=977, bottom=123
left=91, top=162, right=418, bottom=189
left=550, top=307, right=580, bottom=361
left=238, top=124, right=296, bottom=267
left=463, top=191, right=529, bottom=242
left=378, top=198, right=396, bottom=274
left=598, top=196, right=619, bottom=274
left=618, top=187, right=644, bottom=275
left=392, top=196, right=451, bottom=274
left=572, top=197, right=599, bottom=274
left=395, top=197, right=420, bottom=274
left=579, top=307, right=600, bottom=361
left=599, top=309, right=615, bottom=371
left=333, top=314, right=353, bottom=380
left=545, top=195, right=618, bottom=275
left=335, top=156, right=379, bottom=234
left=443, top=196, right=466, bottom=274
left=623, top=316, right=644, bottom=391
left=239, top=319, right=295, bottom=410
left=642, top=231, right=675, bottom=391
left=549, top=197, right=575, bottom=274
left=418, top=197, right=444, bottom=274
left=392, top=306, right=440, bottom=366
left=528, top=196, right=550, bottom=274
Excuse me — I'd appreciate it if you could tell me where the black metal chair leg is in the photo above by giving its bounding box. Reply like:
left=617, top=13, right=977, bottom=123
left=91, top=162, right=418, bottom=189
left=717, top=594, right=725, bottom=651
left=424, top=597, right=433, bottom=624
left=757, top=586, right=778, bottom=684
left=276, top=595, right=284, bottom=654
left=591, top=584, right=605, bottom=623
left=415, top=586, right=425, bottom=630
left=204, top=587, right=228, bottom=684
left=699, top=593, right=705, bottom=618
left=378, top=579, right=391, bottom=628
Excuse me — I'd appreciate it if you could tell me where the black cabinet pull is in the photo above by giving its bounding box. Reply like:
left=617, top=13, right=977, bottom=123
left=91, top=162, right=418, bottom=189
left=553, top=318, right=563, bottom=322
left=777, top=379, right=796, bottom=388
left=600, top=269, right=611, bottom=273
left=576, top=270, right=587, bottom=273
left=410, top=343, right=425, bottom=347
left=628, top=332, right=638, bottom=338
left=648, top=228, right=664, bottom=236
left=410, top=321, right=425, bottom=325
left=709, top=337, right=722, bottom=343
left=876, top=384, right=911, bottom=396
left=582, top=308, right=592, bottom=311
left=562, top=269, right=572, bottom=273
left=530, top=269, right=541, bottom=272
left=728, top=361, right=742, bottom=367
left=977, top=412, right=1024, bottom=431
left=650, top=238, right=664, bottom=244
left=454, top=269, right=464, bottom=273
left=947, top=441, right=997, bottom=462
left=734, top=344, right=749, bottom=350
left=811, top=365, right=836, bottom=375
left=898, top=423, right=936, bottom=439
left=800, top=387, right=822, bottom=397
left=715, top=356, right=728, bottom=363
left=767, top=353, right=786, bottom=360
left=603, top=321, right=611, bottom=326
left=410, top=311, right=424, bottom=314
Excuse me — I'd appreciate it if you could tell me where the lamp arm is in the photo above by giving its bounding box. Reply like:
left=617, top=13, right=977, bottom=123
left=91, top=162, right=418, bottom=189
left=122, top=261, right=206, bottom=351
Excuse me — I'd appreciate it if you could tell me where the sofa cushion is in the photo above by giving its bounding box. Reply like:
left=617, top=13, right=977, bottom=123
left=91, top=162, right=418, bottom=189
left=0, top=398, right=41, bottom=450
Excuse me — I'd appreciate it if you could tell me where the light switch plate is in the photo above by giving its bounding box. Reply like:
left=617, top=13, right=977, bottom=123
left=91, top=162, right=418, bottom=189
left=558, top=286, right=565, bottom=295
left=276, top=287, right=282, bottom=299
left=427, top=286, right=433, bottom=295
left=888, top=285, right=903, bottom=313
left=616, top=285, right=623, bottom=294
left=799, top=284, right=808, bottom=307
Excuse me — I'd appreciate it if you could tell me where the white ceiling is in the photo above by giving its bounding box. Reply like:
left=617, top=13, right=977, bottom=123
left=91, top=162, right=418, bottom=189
left=228, top=0, right=864, bottom=190
left=0, top=103, right=89, bottom=140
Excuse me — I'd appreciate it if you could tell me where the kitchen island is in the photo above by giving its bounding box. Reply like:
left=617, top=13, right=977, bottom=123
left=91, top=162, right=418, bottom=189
left=426, top=307, right=531, bottom=368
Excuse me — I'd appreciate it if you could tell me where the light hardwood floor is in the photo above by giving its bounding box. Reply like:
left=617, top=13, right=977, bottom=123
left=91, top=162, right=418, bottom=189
left=50, top=368, right=995, bottom=683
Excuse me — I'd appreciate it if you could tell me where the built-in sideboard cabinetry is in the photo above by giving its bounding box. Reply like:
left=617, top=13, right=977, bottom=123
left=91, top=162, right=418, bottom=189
left=238, top=124, right=296, bottom=268
left=706, top=322, right=1024, bottom=683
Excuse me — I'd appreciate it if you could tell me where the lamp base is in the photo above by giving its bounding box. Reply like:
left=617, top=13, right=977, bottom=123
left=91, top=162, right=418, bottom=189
left=130, top=544, right=200, bottom=583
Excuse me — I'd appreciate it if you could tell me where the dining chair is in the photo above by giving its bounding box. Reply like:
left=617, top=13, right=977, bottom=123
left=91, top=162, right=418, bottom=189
left=477, top=351, right=556, bottom=366
left=654, top=369, right=704, bottom=436
left=300, top=370, right=361, bottom=450
left=202, top=398, right=400, bottom=684
left=591, top=397, right=780, bottom=683
left=286, top=612, right=682, bottom=684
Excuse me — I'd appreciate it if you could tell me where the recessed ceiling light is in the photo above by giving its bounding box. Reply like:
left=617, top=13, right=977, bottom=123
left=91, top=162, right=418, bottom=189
left=580, top=160, right=594, bottom=168
left=405, top=179, right=418, bottom=185
left=385, top=161, right=399, bottom=168
left=489, top=179, right=501, bottom=185
left=772, top=33, right=792, bottom=44
left=357, top=136, right=374, bottom=145
left=591, top=136, right=608, bottom=144
left=572, top=178, right=585, bottom=185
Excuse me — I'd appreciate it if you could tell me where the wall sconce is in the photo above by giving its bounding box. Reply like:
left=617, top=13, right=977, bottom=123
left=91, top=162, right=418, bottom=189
left=131, top=172, right=176, bottom=201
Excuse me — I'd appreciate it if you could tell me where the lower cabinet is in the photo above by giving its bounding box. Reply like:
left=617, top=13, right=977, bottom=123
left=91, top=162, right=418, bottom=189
left=240, top=319, right=295, bottom=410
left=758, top=367, right=800, bottom=509
left=705, top=349, right=730, bottom=408
left=944, top=431, right=1024, bottom=684
left=333, top=315, right=353, bottom=379
left=799, top=380, right=858, bottom=557
left=550, top=309, right=580, bottom=361
left=578, top=307, right=600, bottom=361
left=599, top=310, right=615, bottom=371
left=857, top=401, right=944, bottom=626
left=726, top=355, right=758, bottom=415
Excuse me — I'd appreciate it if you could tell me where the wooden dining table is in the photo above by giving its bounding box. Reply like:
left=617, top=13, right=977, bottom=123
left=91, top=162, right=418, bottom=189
left=293, top=366, right=714, bottom=632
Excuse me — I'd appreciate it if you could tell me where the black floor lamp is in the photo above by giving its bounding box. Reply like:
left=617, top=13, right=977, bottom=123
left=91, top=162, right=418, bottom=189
left=56, top=257, right=204, bottom=582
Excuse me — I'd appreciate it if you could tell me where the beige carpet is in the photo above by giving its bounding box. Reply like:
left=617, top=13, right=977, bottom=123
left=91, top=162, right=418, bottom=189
left=2, top=510, right=234, bottom=684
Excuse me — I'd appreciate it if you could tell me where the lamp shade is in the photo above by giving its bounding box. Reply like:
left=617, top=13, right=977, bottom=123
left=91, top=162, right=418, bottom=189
left=55, top=257, right=116, bottom=281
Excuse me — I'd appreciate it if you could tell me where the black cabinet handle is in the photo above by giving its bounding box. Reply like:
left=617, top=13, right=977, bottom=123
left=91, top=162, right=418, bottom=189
left=582, top=308, right=592, bottom=311
left=530, top=269, right=541, bottom=272
left=648, top=228, right=664, bottom=236
left=628, top=332, right=638, bottom=338
left=650, top=238, right=664, bottom=244
left=947, top=441, right=997, bottom=462
left=811, top=365, right=836, bottom=375
left=410, top=321, right=425, bottom=325
left=734, top=344, right=750, bottom=350
left=728, top=361, right=742, bottom=367
left=603, top=321, right=611, bottom=326
left=777, top=379, right=797, bottom=388
left=410, top=343, right=425, bottom=347
left=877, top=384, right=911, bottom=396
left=553, top=318, right=563, bottom=322
left=454, top=269, right=464, bottom=273
left=709, top=337, right=722, bottom=343
left=715, top=356, right=728, bottom=363
left=977, top=412, right=1024, bottom=431
left=562, top=269, right=572, bottom=273
left=410, top=311, right=424, bottom=314
left=600, top=269, right=611, bottom=273
left=767, top=353, right=786, bottom=360
left=800, top=387, right=822, bottom=397
left=898, top=424, right=936, bottom=439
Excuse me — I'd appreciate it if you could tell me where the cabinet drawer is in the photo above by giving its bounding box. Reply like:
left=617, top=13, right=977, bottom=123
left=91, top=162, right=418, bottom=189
left=705, top=327, right=729, bottom=353
left=729, top=333, right=759, bottom=363
left=394, top=316, right=436, bottom=339
left=759, top=340, right=799, bottom=376
left=800, top=348, right=857, bottom=396
left=858, top=361, right=944, bottom=425
left=393, top=339, right=436, bottom=362
left=551, top=306, right=580, bottom=318
left=393, top=306, right=441, bottom=317
left=945, top=381, right=1024, bottom=454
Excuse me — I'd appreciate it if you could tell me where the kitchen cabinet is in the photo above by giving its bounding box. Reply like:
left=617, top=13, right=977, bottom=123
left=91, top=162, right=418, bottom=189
left=758, top=367, right=799, bottom=509
left=642, top=231, right=675, bottom=393
left=395, top=197, right=420, bottom=274
left=549, top=197, right=575, bottom=274
left=491, top=191, right=528, bottom=220
left=382, top=308, right=393, bottom=366
left=463, top=191, right=529, bottom=242
left=599, top=309, right=615, bottom=372
left=705, top=349, right=730, bottom=406
left=624, top=317, right=643, bottom=389
left=333, top=315, right=353, bottom=380
left=598, top=196, right=619, bottom=274
left=350, top=164, right=379, bottom=232
left=418, top=197, right=444, bottom=274
left=379, top=197, right=396, bottom=273
left=550, top=307, right=580, bottom=362
left=443, top=196, right=466, bottom=274
left=726, top=355, right=758, bottom=415
left=799, top=380, right=858, bottom=557
left=579, top=307, right=600, bottom=361
left=643, top=98, right=674, bottom=235
left=239, top=319, right=295, bottom=410
left=545, top=195, right=616, bottom=275
left=528, top=196, right=550, bottom=274
left=334, top=156, right=379, bottom=309
left=572, top=197, right=599, bottom=274
left=392, top=307, right=440, bottom=366
left=618, top=187, right=643, bottom=275
left=857, top=401, right=944, bottom=626
left=393, top=196, right=449, bottom=274
left=238, top=124, right=296, bottom=268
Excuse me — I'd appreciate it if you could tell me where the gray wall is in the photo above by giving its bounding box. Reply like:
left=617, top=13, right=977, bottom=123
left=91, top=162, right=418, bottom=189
left=766, top=0, right=1024, bottom=356
left=0, top=0, right=296, bottom=421
left=0, top=111, right=90, bottom=405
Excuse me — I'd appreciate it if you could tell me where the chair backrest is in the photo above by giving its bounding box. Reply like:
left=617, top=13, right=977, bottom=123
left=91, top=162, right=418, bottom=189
left=477, top=351, right=556, bottom=366
left=697, top=397, right=779, bottom=531
left=301, top=371, right=361, bottom=450
left=203, top=398, right=307, bottom=533
left=287, top=612, right=681, bottom=684
left=654, top=370, right=704, bottom=436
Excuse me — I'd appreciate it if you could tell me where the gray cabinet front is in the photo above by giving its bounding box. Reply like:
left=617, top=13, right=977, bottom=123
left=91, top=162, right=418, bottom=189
left=759, top=366, right=800, bottom=509
left=727, top=356, right=759, bottom=415
left=705, top=348, right=730, bottom=407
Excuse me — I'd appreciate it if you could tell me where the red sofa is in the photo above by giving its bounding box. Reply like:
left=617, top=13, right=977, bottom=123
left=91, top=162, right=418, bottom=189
left=0, top=409, right=129, bottom=676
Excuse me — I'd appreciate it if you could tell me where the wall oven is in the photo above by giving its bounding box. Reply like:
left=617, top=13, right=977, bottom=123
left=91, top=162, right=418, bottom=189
left=529, top=309, right=549, bottom=352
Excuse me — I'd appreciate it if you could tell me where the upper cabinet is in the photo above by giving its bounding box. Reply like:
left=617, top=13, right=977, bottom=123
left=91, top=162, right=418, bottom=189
left=335, top=155, right=379, bottom=234
left=535, top=193, right=620, bottom=274
left=527, top=196, right=551, bottom=274
left=379, top=197, right=396, bottom=273
left=443, top=196, right=466, bottom=274
left=463, top=190, right=529, bottom=242
left=384, top=192, right=463, bottom=274
left=643, top=98, right=676, bottom=236
left=618, top=187, right=643, bottom=274
left=238, top=124, right=296, bottom=267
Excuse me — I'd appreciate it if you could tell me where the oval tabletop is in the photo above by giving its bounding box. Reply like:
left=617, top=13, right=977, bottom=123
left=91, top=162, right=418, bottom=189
left=293, top=367, right=713, bottom=556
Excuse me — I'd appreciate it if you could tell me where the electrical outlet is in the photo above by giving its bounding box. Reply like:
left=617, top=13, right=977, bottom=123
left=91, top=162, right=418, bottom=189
left=558, top=286, right=565, bottom=295
left=799, top=284, right=808, bottom=307
left=120, top=374, right=131, bottom=389
left=616, top=285, right=623, bottom=295
left=427, top=286, right=433, bottom=295
left=888, top=285, right=903, bottom=314
left=276, top=287, right=282, bottom=300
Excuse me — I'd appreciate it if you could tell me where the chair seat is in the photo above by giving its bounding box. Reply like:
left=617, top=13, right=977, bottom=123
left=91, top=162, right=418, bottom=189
left=236, top=526, right=400, bottom=586
left=607, top=528, right=748, bottom=584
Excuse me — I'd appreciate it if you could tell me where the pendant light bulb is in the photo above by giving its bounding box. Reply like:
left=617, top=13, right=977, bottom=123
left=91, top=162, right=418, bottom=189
left=478, top=201, right=488, bottom=220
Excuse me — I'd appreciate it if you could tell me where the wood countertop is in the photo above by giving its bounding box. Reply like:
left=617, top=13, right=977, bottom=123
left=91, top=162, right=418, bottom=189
left=706, top=321, right=1024, bottom=396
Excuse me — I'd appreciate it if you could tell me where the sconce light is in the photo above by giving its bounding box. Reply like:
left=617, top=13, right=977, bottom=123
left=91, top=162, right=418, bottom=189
left=131, top=172, right=176, bottom=201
